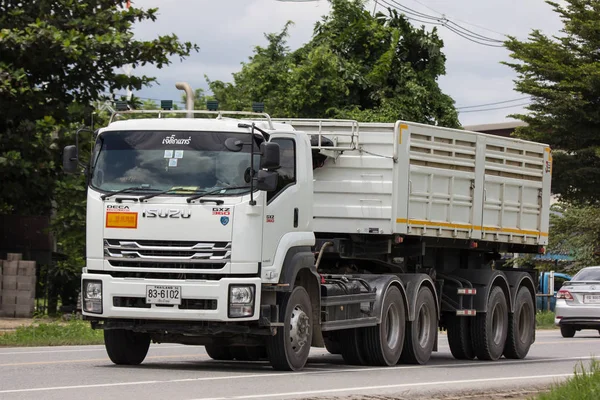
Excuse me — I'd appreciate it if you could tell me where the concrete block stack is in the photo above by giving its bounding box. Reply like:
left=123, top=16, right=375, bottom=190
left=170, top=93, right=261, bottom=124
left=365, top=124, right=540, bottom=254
left=1, top=254, right=36, bottom=318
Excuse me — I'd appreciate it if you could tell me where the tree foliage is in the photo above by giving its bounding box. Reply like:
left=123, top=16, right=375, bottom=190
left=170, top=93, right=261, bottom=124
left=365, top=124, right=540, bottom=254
left=208, top=0, right=459, bottom=127
left=0, top=0, right=198, bottom=215
left=548, top=203, right=600, bottom=267
left=1, top=0, right=198, bottom=313
left=504, top=0, right=600, bottom=204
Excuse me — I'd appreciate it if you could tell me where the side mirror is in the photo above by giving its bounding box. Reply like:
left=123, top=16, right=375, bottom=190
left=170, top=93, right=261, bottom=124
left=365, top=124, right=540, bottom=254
left=63, top=145, right=79, bottom=174
left=260, top=142, right=280, bottom=170
left=256, top=170, right=278, bottom=192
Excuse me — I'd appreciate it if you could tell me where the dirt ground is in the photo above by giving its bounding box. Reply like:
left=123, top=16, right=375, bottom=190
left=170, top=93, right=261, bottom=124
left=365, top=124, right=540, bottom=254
left=299, top=389, right=547, bottom=400
left=0, top=317, right=48, bottom=333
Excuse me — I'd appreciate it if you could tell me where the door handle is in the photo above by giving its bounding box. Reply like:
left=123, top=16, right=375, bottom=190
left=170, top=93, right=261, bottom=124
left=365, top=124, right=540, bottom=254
left=294, top=208, right=299, bottom=228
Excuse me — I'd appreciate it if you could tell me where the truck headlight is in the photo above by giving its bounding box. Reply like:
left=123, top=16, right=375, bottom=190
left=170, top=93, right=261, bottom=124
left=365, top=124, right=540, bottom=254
left=228, top=285, right=255, bottom=318
left=83, top=280, right=102, bottom=314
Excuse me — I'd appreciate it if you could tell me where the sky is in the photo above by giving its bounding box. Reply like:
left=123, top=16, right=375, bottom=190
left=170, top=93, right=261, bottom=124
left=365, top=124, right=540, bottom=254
left=128, top=0, right=566, bottom=127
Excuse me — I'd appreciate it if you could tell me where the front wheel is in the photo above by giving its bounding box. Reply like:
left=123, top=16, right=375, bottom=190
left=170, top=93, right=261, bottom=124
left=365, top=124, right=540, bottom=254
left=205, top=344, right=233, bottom=361
left=266, top=286, right=313, bottom=371
left=560, top=325, right=576, bottom=338
left=104, top=329, right=150, bottom=365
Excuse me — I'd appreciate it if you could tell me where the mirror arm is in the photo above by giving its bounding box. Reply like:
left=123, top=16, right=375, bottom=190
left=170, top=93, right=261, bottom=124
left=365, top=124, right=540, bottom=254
left=249, top=123, right=256, bottom=206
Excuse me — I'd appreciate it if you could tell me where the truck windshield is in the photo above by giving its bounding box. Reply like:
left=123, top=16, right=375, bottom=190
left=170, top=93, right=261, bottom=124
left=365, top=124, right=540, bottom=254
left=90, top=130, right=258, bottom=195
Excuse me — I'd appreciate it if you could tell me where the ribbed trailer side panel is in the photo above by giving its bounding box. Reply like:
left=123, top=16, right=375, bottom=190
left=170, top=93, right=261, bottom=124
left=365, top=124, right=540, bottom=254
left=291, top=119, right=550, bottom=247
left=394, top=122, right=550, bottom=246
left=394, top=122, right=479, bottom=241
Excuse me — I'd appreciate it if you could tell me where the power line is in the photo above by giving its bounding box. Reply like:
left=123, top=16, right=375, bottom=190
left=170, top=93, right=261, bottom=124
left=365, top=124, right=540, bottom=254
left=406, top=0, right=509, bottom=37
left=457, top=96, right=531, bottom=110
left=388, top=0, right=503, bottom=43
left=377, top=0, right=506, bottom=48
left=458, top=102, right=531, bottom=113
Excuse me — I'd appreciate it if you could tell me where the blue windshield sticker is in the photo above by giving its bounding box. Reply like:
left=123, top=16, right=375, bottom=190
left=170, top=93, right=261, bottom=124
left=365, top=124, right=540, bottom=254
left=168, top=158, right=178, bottom=167
left=174, top=150, right=184, bottom=159
left=164, top=150, right=173, bottom=158
left=220, top=216, right=229, bottom=226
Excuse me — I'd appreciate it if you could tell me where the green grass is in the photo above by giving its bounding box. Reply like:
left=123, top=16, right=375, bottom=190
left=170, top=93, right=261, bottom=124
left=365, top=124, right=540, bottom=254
left=536, top=311, right=558, bottom=329
left=536, top=359, right=600, bottom=399
left=0, top=319, right=104, bottom=347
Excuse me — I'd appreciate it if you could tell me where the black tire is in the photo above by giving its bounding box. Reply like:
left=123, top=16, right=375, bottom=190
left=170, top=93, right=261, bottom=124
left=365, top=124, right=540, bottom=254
left=560, top=325, right=576, bottom=338
left=104, top=329, right=150, bottom=365
left=471, top=286, right=508, bottom=361
left=400, top=286, right=436, bottom=364
left=339, top=328, right=367, bottom=365
left=504, top=287, right=535, bottom=359
left=205, top=344, right=233, bottom=361
left=447, top=314, right=475, bottom=360
left=230, top=346, right=264, bottom=361
left=323, top=332, right=342, bottom=355
left=362, top=285, right=406, bottom=366
left=266, top=286, right=313, bottom=371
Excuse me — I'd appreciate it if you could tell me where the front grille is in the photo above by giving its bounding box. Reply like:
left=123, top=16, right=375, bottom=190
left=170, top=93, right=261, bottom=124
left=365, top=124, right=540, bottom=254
left=96, top=270, right=246, bottom=280
left=107, top=260, right=225, bottom=270
left=113, top=296, right=217, bottom=310
left=104, top=239, right=231, bottom=262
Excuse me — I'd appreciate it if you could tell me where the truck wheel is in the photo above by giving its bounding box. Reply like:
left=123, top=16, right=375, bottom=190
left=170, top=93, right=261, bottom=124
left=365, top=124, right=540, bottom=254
left=447, top=315, right=475, bottom=360
left=560, top=325, right=576, bottom=338
left=323, top=332, right=341, bottom=355
left=230, top=346, right=264, bottom=361
left=104, top=329, right=150, bottom=365
left=362, top=285, right=406, bottom=366
left=205, top=344, right=233, bottom=361
left=471, top=286, right=508, bottom=361
left=339, top=328, right=367, bottom=365
left=400, top=286, right=436, bottom=364
left=504, top=287, right=535, bottom=359
left=266, top=286, right=313, bottom=371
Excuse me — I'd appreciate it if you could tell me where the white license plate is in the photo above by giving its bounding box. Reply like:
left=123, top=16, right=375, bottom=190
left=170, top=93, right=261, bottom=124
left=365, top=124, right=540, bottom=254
left=583, top=294, right=600, bottom=304
left=146, top=285, right=181, bottom=305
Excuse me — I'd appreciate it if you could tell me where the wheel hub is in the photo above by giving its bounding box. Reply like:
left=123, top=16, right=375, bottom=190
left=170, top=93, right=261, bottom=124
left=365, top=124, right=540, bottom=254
left=289, top=306, right=310, bottom=353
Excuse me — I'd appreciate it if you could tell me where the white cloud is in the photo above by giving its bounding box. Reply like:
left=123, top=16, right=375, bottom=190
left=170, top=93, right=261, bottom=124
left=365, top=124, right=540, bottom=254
left=129, top=0, right=565, bottom=125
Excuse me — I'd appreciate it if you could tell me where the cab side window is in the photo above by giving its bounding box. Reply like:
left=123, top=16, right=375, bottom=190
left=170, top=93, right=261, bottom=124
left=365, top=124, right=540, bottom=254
left=267, top=138, right=296, bottom=202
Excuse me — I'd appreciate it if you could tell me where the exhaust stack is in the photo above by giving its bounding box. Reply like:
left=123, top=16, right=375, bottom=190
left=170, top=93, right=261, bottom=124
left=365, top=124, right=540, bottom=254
left=175, top=82, right=194, bottom=118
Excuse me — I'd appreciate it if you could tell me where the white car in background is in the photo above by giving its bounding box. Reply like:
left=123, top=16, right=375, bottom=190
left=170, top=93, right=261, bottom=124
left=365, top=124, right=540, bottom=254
left=555, top=266, right=600, bottom=337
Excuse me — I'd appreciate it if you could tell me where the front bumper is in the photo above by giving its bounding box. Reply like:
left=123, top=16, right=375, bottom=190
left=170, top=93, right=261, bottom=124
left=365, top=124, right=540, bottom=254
left=81, top=272, right=261, bottom=322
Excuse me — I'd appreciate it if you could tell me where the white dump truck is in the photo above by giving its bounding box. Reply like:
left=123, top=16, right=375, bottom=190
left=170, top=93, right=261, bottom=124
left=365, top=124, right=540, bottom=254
left=63, top=90, right=551, bottom=371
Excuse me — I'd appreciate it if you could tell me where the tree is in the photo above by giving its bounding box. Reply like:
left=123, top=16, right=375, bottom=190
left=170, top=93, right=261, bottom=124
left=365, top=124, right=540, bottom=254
left=0, top=0, right=198, bottom=215
left=208, top=0, right=459, bottom=127
left=1, top=1, right=198, bottom=314
left=504, top=0, right=600, bottom=204
left=548, top=203, right=600, bottom=267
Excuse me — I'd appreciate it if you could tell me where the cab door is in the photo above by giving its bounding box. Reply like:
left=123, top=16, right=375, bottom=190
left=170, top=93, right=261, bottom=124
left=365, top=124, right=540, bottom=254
left=261, top=137, right=302, bottom=267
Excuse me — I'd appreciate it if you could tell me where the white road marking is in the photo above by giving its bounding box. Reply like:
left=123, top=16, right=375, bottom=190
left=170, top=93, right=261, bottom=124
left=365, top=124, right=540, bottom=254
left=0, top=355, right=593, bottom=394
left=190, top=373, right=574, bottom=400
left=0, top=345, right=184, bottom=356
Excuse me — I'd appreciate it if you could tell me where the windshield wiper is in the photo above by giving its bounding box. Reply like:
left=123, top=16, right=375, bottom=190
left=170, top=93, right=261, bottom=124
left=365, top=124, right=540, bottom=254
left=139, top=187, right=203, bottom=202
left=186, top=186, right=251, bottom=203
left=100, top=186, right=161, bottom=201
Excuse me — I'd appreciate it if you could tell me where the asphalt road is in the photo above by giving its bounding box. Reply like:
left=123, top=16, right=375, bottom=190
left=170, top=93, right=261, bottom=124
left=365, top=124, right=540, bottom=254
left=0, top=329, right=598, bottom=400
